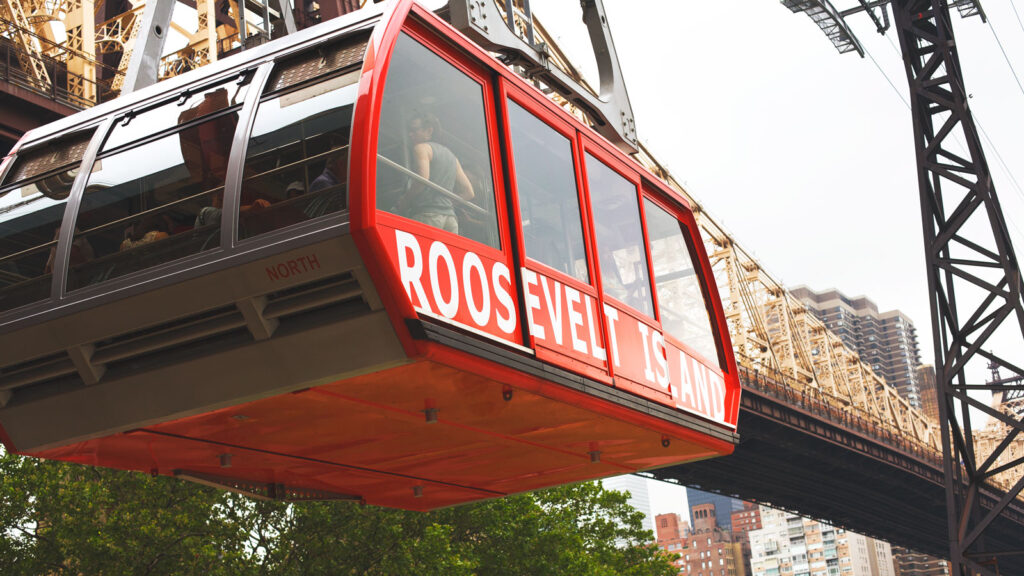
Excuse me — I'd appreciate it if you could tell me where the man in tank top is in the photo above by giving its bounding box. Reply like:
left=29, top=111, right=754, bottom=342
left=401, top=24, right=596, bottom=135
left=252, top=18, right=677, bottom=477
left=399, top=112, right=474, bottom=234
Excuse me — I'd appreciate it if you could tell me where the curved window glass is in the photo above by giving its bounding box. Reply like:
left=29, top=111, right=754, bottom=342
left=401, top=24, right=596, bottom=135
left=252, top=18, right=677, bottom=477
left=644, top=198, right=719, bottom=365
left=376, top=33, right=499, bottom=249
left=586, top=154, right=653, bottom=317
left=238, top=66, right=358, bottom=240
left=507, top=100, right=588, bottom=283
left=0, top=132, right=91, bottom=312
left=68, top=80, right=249, bottom=291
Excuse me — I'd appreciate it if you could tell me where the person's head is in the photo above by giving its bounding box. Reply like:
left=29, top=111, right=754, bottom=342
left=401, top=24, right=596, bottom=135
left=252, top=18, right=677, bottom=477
left=286, top=180, right=305, bottom=198
left=407, top=112, right=440, bottom=144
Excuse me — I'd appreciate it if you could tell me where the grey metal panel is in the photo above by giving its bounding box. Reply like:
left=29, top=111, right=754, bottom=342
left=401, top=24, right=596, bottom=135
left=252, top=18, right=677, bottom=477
left=120, top=0, right=178, bottom=94
left=223, top=62, right=275, bottom=250
left=53, top=117, right=115, bottom=301
left=1, top=309, right=406, bottom=452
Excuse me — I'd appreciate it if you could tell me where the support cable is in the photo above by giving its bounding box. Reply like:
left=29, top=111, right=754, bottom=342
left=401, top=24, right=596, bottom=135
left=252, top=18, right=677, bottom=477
left=986, top=18, right=1024, bottom=101
left=1012, top=2, right=1024, bottom=37
left=873, top=23, right=1024, bottom=239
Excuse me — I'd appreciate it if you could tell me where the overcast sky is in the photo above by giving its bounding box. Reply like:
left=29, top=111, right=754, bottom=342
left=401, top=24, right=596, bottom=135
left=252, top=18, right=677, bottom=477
left=531, top=0, right=1024, bottom=519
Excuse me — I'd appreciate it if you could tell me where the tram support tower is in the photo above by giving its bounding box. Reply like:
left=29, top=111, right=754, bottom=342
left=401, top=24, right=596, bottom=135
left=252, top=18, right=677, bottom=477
left=785, top=0, right=1024, bottom=574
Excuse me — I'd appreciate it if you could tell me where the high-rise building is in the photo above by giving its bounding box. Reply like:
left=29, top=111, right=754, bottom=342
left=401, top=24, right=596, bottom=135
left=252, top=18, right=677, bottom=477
left=731, top=501, right=762, bottom=575
left=791, top=286, right=923, bottom=410
left=749, top=506, right=894, bottom=576
left=603, top=475, right=654, bottom=533
left=890, top=546, right=950, bottom=576
left=687, top=487, right=744, bottom=532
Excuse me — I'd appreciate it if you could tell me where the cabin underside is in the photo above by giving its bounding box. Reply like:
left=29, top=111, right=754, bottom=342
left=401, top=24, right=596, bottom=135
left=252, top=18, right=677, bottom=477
left=32, top=350, right=732, bottom=510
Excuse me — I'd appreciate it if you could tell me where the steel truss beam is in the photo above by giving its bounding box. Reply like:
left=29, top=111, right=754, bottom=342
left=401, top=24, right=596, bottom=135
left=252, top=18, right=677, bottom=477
left=891, top=1, right=1024, bottom=574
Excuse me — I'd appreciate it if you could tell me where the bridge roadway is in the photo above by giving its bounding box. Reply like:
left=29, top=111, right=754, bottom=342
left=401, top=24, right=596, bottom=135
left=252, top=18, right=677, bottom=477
left=652, top=364, right=1024, bottom=571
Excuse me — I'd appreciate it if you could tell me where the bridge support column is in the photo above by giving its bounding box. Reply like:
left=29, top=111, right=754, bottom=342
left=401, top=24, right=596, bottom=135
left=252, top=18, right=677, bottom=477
left=892, top=1, right=1024, bottom=574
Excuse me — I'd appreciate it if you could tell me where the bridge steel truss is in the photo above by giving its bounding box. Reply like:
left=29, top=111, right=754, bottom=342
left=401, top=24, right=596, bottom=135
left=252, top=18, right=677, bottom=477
left=889, top=1, right=1024, bottom=573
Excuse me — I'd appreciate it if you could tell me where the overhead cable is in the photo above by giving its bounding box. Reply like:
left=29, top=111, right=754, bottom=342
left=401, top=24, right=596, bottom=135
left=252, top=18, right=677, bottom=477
left=987, top=17, right=1024, bottom=100
left=863, top=38, right=1024, bottom=240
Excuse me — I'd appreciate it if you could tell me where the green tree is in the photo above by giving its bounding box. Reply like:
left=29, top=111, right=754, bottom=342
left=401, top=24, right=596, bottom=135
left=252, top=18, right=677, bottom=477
left=0, top=450, right=253, bottom=575
left=1, top=448, right=678, bottom=575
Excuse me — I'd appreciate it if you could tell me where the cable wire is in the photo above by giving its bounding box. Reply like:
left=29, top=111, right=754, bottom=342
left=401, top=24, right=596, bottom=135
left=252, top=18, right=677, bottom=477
left=987, top=17, right=1024, bottom=101
left=863, top=38, right=1024, bottom=241
left=864, top=43, right=911, bottom=109
left=1012, top=2, right=1024, bottom=37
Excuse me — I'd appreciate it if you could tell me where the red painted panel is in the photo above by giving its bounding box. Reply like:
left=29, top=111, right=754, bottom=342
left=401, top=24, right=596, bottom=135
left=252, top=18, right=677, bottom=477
left=521, top=266, right=609, bottom=379
left=606, top=303, right=734, bottom=429
left=381, top=222, right=521, bottom=345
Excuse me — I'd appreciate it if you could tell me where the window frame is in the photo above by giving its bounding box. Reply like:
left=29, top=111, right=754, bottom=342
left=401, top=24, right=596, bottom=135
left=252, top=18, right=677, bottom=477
left=372, top=20, right=511, bottom=260
left=578, top=133, right=657, bottom=322
left=58, top=70, right=260, bottom=294
left=233, top=55, right=362, bottom=244
left=0, top=123, right=106, bottom=313
left=641, top=185, right=725, bottom=370
left=501, top=83, right=599, bottom=298
left=499, top=80, right=609, bottom=378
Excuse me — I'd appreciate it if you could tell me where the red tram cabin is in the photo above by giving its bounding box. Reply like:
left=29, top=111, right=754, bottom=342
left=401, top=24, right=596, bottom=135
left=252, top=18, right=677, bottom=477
left=0, top=0, right=740, bottom=509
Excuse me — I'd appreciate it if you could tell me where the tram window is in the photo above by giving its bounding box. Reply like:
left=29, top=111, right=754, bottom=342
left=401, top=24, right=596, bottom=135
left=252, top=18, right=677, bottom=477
left=102, top=80, right=249, bottom=152
left=644, top=198, right=719, bottom=366
left=0, top=132, right=91, bottom=311
left=585, top=154, right=654, bottom=317
left=376, top=33, right=499, bottom=249
left=67, top=87, right=244, bottom=291
left=238, top=68, right=359, bottom=239
left=507, top=100, right=588, bottom=283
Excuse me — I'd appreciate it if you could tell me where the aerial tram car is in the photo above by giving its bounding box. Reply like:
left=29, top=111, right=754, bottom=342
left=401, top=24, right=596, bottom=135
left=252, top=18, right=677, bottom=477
left=0, top=0, right=740, bottom=508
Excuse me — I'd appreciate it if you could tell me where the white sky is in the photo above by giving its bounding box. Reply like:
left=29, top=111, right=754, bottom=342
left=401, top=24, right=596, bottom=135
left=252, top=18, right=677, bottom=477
left=534, top=0, right=1024, bottom=375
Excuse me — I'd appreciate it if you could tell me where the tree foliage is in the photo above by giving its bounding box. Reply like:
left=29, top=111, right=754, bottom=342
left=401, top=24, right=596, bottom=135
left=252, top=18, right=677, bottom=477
left=0, top=450, right=678, bottom=575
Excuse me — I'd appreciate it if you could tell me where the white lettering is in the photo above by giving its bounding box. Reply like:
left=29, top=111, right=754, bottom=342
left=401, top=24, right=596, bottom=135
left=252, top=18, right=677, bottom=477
left=462, top=252, right=490, bottom=327
left=603, top=304, right=621, bottom=367
left=653, top=330, right=670, bottom=388
left=541, top=276, right=564, bottom=346
left=709, top=371, right=726, bottom=422
left=493, top=263, right=516, bottom=334
left=428, top=241, right=458, bottom=319
left=694, top=362, right=710, bottom=414
left=396, top=231, right=430, bottom=312
left=638, top=323, right=654, bottom=383
left=585, top=296, right=606, bottom=361
left=565, top=287, right=587, bottom=354
left=522, top=268, right=545, bottom=340
left=678, top=355, right=696, bottom=409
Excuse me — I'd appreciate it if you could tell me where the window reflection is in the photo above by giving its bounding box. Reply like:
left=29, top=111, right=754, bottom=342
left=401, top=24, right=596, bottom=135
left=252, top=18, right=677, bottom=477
left=376, top=33, right=499, bottom=249
left=644, top=199, right=719, bottom=366
left=238, top=69, right=358, bottom=239
left=586, top=154, right=653, bottom=317
left=0, top=132, right=91, bottom=311
left=507, top=100, right=588, bottom=283
left=103, top=81, right=248, bottom=152
left=68, top=105, right=240, bottom=291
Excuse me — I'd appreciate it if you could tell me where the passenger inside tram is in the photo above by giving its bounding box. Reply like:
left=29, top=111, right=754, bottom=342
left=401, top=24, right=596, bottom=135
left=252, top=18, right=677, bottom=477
left=376, top=33, right=500, bottom=249
left=396, top=112, right=473, bottom=234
